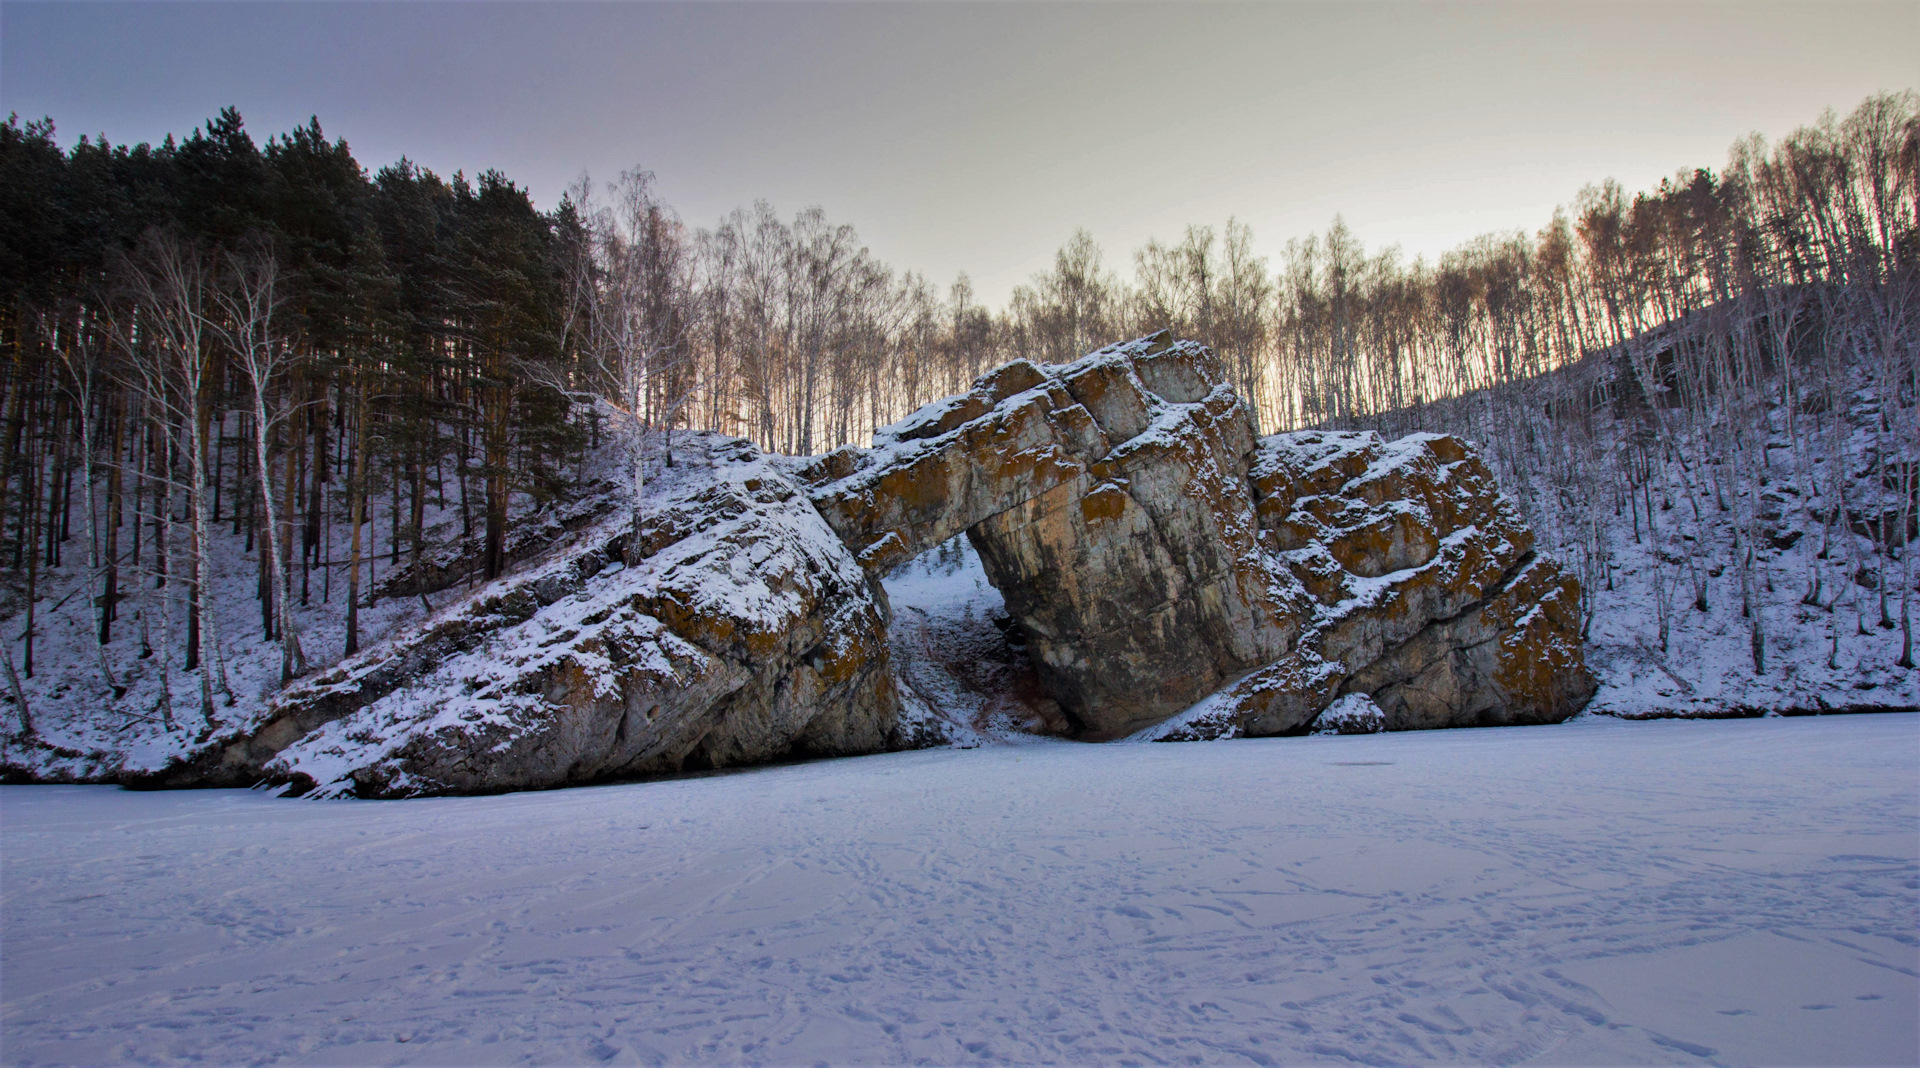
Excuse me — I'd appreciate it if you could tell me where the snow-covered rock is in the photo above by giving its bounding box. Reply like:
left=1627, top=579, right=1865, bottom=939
left=4, top=337, right=1598, bottom=797
left=1310, top=692, right=1386, bottom=734
left=806, top=333, right=1297, bottom=737
left=1224, top=430, right=1595, bottom=736
left=125, top=434, right=902, bottom=798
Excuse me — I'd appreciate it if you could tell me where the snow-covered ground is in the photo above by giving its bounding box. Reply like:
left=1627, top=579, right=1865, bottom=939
left=4, top=713, right=1914, bottom=1067
left=0, top=415, right=628, bottom=781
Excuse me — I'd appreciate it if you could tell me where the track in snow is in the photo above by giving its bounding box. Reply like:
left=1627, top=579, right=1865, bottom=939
left=3, top=714, right=1916, bottom=1066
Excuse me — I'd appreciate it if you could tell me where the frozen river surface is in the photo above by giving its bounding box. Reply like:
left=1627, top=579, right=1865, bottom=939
left=2, top=715, right=1916, bottom=1066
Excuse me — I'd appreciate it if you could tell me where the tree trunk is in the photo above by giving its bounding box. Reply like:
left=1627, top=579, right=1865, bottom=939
left=345, top=376, right=369, bottom=656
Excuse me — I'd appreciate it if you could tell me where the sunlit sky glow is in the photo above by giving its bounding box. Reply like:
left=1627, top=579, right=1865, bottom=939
left=3, top=1, right=1915, bottom=305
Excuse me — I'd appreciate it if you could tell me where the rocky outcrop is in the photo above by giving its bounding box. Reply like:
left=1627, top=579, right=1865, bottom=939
left=811, top=337, right=1594, bottom=741
left=8, top=335, right=1594, bottom=798
left=1194, top=430, right=1595, bottom=738
left=130, top=434, right=901, bottom=798
left=806, top=335, right=1298, bottom=737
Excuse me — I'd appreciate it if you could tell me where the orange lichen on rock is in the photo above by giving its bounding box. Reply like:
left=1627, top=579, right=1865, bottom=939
left=1201, top=428, right=1593, bottom=737
left=1079, top=481, right=1132, bottom=524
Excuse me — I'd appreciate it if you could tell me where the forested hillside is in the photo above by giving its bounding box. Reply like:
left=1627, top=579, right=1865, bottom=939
left=1315, top=97, right=1920, bottom=704
left=0, top=93, right=1913, bottom=737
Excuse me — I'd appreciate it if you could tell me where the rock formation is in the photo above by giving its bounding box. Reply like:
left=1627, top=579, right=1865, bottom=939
left=806, top=335, right=1297, bottom=736
left=1179, top=430, right=1595, bottom=738
left=130, top=435, right=902, bottom=798
left=809, top=334, right=1595, bottom=740
left=7, top=334, right=1593, bottom=797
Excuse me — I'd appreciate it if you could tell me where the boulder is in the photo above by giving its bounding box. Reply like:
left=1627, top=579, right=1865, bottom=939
left=1311, top=693, right=1387, bottom=735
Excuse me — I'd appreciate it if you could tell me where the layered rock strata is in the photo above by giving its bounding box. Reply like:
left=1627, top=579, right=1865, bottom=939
left=806, top=335, right=1300, bottom=736
left=1171, top=431, right=1595, bottom=739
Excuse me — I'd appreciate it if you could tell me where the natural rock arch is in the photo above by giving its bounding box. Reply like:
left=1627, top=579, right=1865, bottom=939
left=803, top=333, right=1594, bottom=738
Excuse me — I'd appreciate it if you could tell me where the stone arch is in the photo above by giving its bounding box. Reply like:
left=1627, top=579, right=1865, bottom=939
left=802, top=333, right=1595, bottom=739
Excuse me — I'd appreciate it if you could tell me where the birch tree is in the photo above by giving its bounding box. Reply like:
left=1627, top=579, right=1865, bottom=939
left=211, top=242, right=309, bottom=682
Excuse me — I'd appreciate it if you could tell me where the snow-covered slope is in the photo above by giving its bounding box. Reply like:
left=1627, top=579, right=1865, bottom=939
left=1355, top=342, right=1918, bottom=719
left=4, top=714, right=1913, bottom=1066
left=0, top=415, right=644, bottom=787
left=2, top=431, right=906, bottom=796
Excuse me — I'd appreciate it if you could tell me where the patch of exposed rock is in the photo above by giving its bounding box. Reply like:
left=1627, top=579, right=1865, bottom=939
left=1221, top=426, right=1597, bottom=733
left=1199, top=430, right=1596, bottom=737
left=129, top=434, right=901, bottom=798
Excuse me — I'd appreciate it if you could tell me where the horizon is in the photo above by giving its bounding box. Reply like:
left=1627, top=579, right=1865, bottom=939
left=4, top=1, right=1915, bottom=307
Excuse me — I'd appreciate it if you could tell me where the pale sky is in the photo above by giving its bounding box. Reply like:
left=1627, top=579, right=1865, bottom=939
left=3, top=2, right=1915, bottom=306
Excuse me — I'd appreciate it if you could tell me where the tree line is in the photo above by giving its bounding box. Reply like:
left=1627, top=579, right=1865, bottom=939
left=0, top=93, right=1913, bottom=726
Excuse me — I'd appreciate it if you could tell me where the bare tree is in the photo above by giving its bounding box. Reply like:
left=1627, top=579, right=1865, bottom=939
left=210, top=241, right=309, bottom=683
left=44, top=306, right=126, bottom=698
left=560, top=170, right=699, bottom=552
left=111, top=231, right=231, bottom=724
left=1013, top=229, right=1121, bottom=365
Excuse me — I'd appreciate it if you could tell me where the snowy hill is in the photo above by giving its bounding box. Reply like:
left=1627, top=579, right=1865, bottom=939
left=1346, top=299, right=1918, bottom=720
